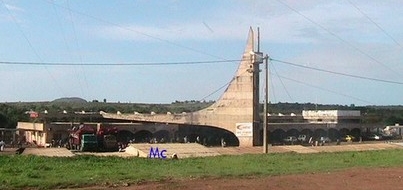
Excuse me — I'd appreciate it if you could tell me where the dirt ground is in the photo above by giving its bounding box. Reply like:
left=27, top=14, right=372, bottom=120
left=72, top=167, right=403, bottom=190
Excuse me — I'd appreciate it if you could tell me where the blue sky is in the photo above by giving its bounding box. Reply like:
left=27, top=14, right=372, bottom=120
left=1, top=0, right=403, bottom=106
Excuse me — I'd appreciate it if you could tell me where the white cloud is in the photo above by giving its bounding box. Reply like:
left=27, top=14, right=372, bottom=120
left=92, top=0, right=402, bottom=47
left=4, top=3, right=24, bottom=12
left=0, top=3, right=25, bottom=24
left=3, top=0, right=403, bottom=104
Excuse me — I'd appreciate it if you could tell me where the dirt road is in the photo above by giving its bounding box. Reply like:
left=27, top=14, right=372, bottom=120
left=69, top=167, right=403, bottom=190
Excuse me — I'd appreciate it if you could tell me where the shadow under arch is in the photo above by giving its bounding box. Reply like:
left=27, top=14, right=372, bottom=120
left=286, top=129, right=299, bottom=137
left=339, top=128, right=350, bottom=136
left=176, top=124, right=239, bottom=146
left=270, top=129, right=286, bottom=144
left=134, top=130, right=153, bottom=143
left=313, top=129, right=326, bottom=140
left=116, top=130, right=135, bottom=143
left=351, top=128, right=362, bottom=138
left=328, top=128, right=340, bottom=140
left=153, top=130, right=170, bottom=142
left=301, top=129, right=313, bottom=137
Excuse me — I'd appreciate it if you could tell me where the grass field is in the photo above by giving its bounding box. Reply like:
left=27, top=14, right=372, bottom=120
left=2, top=149, right=403, bottom=189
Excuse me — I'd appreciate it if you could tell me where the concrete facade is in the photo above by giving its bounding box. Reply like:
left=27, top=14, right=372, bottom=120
left=17, top=122, right=47, bottom=146
left=302, top=110, right=361, bottom=123
left=15, top=28, right=384, bottom=147
left=101, top=28, right=260, bottom=147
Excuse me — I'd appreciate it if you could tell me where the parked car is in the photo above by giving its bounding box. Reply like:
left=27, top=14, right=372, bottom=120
left=319, top=136, right=332, bottom=143
left=343, top=135, right=355, bottom=142
left=283, top=136, right=298, bottom=143
left=367, top=134, right=382, bottom=140
left=297, top=135, right=307, bottom=142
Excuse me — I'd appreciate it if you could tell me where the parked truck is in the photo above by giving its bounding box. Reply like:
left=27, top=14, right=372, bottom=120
left=68, top=124, right=119, bottom=152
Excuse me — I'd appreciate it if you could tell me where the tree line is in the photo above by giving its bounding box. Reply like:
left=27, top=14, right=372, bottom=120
left=1, top=100, right=403, bottom=129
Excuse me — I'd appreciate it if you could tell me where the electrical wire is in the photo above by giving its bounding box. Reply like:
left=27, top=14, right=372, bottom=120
left=276, top=0, right=402, bottom=79
left=44, top=0, right=231, bottom=61
left=4, top=56, right=403, bottom=87
left=0, top=59, right=241, bottom=66
left=1, top=0, right=67, bottom=97
left=270, top=60, right=294, bottom=102
left=269, top=70, right=277, bottom=103
left=67, top=0, right=89, bottom=97
left=270, top=58, right=403, bottom=85
left=51, top=0, right=84, bottom=98
left=3, top=56, right=403, bottom=87
left=272, top=72, right=374, bottom=104
left=347, top=0, right=403, bottom=49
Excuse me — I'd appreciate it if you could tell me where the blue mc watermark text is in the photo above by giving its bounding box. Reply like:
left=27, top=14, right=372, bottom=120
left=149, top=147, right=167, bottom=159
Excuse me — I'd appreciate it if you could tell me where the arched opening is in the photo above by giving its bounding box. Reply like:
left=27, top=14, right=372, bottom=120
left=286, top=129, right=299, bottom=137
left=299, top=129, right=313, bottom=144
left=301, top=129, right=313, bottom=137
left=270, top=129, right=286, bottom=144
left=351, top=128, right=361, bottom=139
left=283, top=129, right=299, bottom=145
left=134, top=130, right=153, bottom=143
left=313, top=129, right=326, bottom=140
left=328, top=128, right=340, bottom=140
left=116, top=130, right=135, bottom=143
left=188, top=133, right=200, bottom=143
left=339, top=128, right=350, bottom=136
left=177, top=125, right=239, bottom=146
left=153, top=130, right=170, bottom=143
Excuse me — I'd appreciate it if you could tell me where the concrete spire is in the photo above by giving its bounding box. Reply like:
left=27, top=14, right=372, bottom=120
left=101, top=28, right=260, bottom=147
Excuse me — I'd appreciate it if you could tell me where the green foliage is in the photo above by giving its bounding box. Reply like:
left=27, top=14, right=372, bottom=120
left=0, top=100, right=214, bottom=128
left=0, top=103, right=28, bottom=128
left=3, top=99, right=403, bottom=129
left=1, top=149, right=403, bottom=189
left=267, top=102, right=363, bottom=114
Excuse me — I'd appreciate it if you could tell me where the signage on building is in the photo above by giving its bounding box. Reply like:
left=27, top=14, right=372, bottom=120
left=235, top=123, right=252, bottom=137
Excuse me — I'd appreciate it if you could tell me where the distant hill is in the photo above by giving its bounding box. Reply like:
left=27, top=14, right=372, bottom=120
left=52, top=97, right=87, bottom=104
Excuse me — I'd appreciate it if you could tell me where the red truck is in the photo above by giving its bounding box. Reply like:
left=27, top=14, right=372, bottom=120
left=68, top=124, right=118, bottom=152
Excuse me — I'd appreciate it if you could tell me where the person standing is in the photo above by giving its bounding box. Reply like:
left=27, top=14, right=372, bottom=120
left=0, top=140, right=5, bottom=151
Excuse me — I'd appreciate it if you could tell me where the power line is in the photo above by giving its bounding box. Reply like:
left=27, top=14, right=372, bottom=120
left=347, top=0, right=403, bottom=49
left=276, top=0, right=402, bottom=79
left=273, top=72, right=373, bottom=104
left=2, top=0, right=42, bottom=62
left=2, top=0, right=67, bottom=97
left=45, top=0, right=231, bottom=61
left=6, top=57, right=403, bottom=86
left=51, top=0, right=84, bottom=98
left=270, top=60, right=293, bottom=102
left=0, top=59, right=241, bottom=66
left=66, top=0, right=89, bottom=97
left=4, top=55, right=403, bottom=86
left=270, top=58, right=403, bottom=85
left=199, top=77, right=232, bottom=102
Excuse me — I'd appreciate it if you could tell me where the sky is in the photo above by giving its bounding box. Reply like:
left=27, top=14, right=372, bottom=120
left=1, top=0, right=403, bottom=106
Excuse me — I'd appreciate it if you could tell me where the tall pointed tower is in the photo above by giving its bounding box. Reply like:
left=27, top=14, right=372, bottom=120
left=101, top=28, right=262, bottom=147
left=184, top=27, right=261, bottom=146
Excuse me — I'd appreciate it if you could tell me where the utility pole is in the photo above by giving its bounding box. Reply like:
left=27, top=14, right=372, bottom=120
left=263, top=54, right=269, bottom=153
left=251, top=27, right=269, bottom=153
left=252, top=28, right=261, bottom=146
left=251, top=51, right=269, bottom=153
